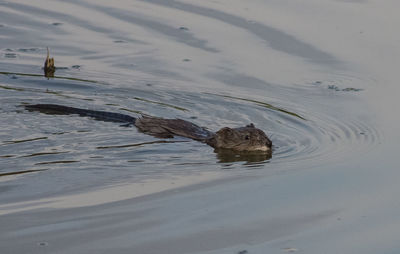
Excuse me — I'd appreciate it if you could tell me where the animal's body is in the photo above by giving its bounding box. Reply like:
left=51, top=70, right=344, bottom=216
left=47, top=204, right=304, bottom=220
left=25, top=104, right=272, bottom=153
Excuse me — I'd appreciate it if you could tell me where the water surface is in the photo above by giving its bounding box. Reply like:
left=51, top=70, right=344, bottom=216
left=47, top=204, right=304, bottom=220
left=1, top=0, right=398, bottom=253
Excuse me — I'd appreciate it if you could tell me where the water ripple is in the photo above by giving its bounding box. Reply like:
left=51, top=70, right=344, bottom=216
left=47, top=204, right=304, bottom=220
left=0, top=0, right=382, bottom=192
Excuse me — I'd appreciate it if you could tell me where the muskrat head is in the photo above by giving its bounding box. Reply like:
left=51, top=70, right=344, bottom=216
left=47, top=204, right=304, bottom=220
left=207, top=123, right=272, bottom=152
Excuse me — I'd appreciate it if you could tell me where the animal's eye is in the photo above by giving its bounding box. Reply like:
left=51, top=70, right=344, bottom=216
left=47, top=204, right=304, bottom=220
left=245, top=135, right=249, bottom=140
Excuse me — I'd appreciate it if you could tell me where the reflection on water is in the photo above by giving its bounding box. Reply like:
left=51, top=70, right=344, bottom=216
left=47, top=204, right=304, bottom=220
left=215, top=149, right=272, bottom=163
left=0, top=71, right=101, bottom=84
left=0, top=0, right=380, bottom=202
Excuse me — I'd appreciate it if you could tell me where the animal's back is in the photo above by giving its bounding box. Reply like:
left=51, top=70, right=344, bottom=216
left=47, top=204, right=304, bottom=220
left=135, top=116, right=213, bottom=140
left=24, top=104, right=271, bottom=153
left=25, top=104, right=213, bottom=140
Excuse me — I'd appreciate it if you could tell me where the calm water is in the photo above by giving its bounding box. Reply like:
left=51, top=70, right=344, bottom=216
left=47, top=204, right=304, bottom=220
left=0, top=0, right=379, bottom=198
left=1, top=0, right=398, bottom=253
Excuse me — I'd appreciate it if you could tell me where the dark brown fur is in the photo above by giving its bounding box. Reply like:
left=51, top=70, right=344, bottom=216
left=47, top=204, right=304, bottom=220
left=25, top=104, right=272, bottom=153
left=206, top=124, right=272, bottom=152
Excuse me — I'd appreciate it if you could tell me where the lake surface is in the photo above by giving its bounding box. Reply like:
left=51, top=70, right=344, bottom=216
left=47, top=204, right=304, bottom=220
left=0, top=0, right=399, bottom=253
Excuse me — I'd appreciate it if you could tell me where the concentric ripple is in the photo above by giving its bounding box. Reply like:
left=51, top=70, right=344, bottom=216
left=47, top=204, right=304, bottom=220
left=0, top=0, right=383, bottom=199
left=199, top=78, right=381, bottom=167
left=270, top=109, right=380, bottom=166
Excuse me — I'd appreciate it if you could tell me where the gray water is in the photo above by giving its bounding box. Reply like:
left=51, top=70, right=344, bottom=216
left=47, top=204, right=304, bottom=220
left=0, top=0, right=399, bottom=253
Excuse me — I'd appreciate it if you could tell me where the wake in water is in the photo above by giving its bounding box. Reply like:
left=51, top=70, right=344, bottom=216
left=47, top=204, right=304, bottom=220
left=25, top=103, right=272, bottom=156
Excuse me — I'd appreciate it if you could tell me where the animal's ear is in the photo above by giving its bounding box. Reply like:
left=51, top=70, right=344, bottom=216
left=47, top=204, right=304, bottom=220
left=246, top=123, right=255, bottom=128
left=217, top=127, right=233, bottom=135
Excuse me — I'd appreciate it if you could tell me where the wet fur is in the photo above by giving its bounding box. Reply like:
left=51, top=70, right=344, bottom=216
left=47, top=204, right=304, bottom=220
left=25, top=104, right=272, bottom=152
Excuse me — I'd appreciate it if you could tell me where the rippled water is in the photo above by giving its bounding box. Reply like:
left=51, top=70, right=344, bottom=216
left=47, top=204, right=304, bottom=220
left=0, top=0, right=381, bottom=201
left=6, top=1, right=400, bottom=253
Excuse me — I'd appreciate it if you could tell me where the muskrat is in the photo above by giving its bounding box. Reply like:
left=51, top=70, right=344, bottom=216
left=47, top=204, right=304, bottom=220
left=25, top=104, right=272, bottom=153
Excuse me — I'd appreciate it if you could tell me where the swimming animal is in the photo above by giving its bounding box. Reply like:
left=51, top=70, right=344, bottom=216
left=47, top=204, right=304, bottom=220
left=25, top=104, right=272, bottom=153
